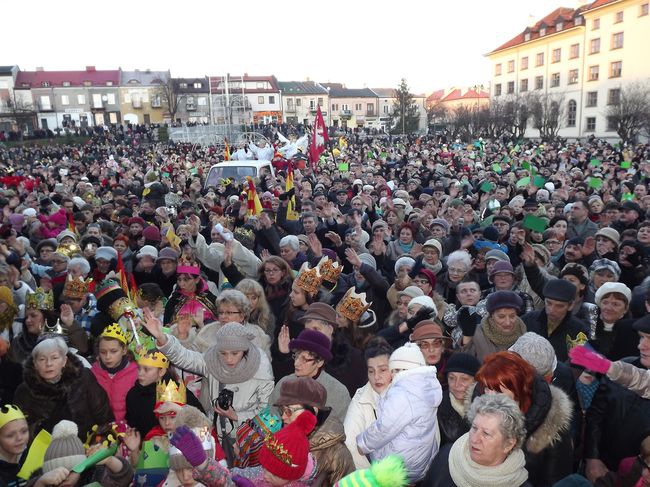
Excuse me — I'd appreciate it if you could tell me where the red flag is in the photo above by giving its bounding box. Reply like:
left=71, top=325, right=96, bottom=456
left=224, top=138, right=230, bottom=161
left=115, top=252, right=131, bottom=300
left=309, top=105, right=329, bottom=170
left=66, top=212, right=77, bottom=236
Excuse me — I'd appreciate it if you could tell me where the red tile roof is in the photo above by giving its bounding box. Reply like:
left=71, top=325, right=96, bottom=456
left=15, top=67, right=120, bottom=88
left=426, top=89, right=445, bottom=104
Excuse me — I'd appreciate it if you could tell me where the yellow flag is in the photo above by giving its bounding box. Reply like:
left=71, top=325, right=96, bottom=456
left=18, top=429, right=52, bottom=479
left=286, top=165, right=298, bottom=221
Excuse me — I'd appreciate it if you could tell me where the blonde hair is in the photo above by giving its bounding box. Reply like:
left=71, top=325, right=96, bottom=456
left=236, top=278, right=275, bottom=333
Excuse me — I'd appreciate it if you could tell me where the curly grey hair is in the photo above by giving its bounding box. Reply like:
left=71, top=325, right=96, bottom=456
left=68, top=257, right=91, bottom=277
left=216, top=289, right=251, bottom=319
left=447, top=250, right=472, bottom=271
left=468, top=393, right=526, bottom=449
left=279, top=235, right=300, bottom=251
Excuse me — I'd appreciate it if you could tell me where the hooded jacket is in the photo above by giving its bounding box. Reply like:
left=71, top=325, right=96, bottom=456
left=309, top=413, right=355, bottom=486
left=357, top=365, right=443, bottom=483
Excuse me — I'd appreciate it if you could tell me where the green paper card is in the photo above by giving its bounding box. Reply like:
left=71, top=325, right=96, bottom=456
left=523, top=214, right=547, bottom=233
left=588, top=177, right=603, bottom=189
left=72, top=444, right=118, bottom=473
left=590, top=158, right=601, bottom=167
left=516, top=177, right=530, bottom=188
left=162, top=172, right=170, bottom=178
left=338, top=163, right=349, bottom=172
left=621, top=161, right=632, bottom=169
left=480, top=181, right=494, bottom=193
left=492, top=163, right=501, bottom=173
left=533, top=175, right=546, bottom=188
left=522, top=161, right=530, bottom=171
left=189, top=167, right=198, bottom=175
left=622, top=192, right=634, bottom=201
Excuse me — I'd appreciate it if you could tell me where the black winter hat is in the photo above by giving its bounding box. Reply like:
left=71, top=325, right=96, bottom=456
left=543, top=279, right=577, bottom=302
left=445, top=352, right=480, bottom=377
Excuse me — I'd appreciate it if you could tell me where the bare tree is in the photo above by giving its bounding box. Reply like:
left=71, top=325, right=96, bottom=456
left=4, top=92, right=36, bottom=141
left=157, top=77, right=185, bottom=123
left=605, top=81, right=650, bottom=143
left=529, top=92, right=565, bottom=141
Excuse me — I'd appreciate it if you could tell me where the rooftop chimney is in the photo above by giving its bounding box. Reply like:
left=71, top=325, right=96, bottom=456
left=86, top=66, right=96, bottom=72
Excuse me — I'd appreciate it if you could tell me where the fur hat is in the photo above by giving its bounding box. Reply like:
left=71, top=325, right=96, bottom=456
left=42, top=421, right=86, bottom=473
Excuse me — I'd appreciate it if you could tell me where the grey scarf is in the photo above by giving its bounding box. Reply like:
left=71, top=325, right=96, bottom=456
left=204, top=344, right=261, bottom=385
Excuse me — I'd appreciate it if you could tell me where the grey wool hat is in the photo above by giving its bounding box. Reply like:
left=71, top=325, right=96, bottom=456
left=42, top=420, right=86, bottom=473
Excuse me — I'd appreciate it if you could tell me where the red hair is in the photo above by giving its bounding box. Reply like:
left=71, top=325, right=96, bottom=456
left=398, top=222, right=415, bottom=236
left=113, top=234, right=130, bottom=246
left=476, top=351, right=535, bottom=413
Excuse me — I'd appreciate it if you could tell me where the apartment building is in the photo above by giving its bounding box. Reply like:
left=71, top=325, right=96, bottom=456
left=278, top=81, right=328, bottom=126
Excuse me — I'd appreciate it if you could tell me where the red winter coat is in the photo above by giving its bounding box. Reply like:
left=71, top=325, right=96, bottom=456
left=91, top=360, right=138, bottom=422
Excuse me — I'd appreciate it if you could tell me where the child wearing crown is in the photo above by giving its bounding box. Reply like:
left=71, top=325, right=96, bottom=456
left=0, top=405, right=29, bottom=486
left=90, top=324, right=138, bottom=422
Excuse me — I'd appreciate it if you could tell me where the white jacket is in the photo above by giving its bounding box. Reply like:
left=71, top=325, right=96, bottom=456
left=343, top=382, right=382, bottom=469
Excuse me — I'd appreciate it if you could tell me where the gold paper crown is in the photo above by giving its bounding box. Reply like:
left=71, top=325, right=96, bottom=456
left=317, top=256, right=342, bottom=283
left=336, top=288, right=371, bottom=322
left=26, top=288, right=54, bottom=311
left=156, top=379, right=187, bottom=405
left=0, top=405, right=26, bottom=430
left=294, top=263, right=323, bottom=296
left=138, top=350, right=170, bottom=369
left=63, top=275, right=89, bottom=299
left=263, top=434, right=294, bottom=466
left=55, top=242, right=81, bottom=259
left=100, top=323, right=128, bottom=345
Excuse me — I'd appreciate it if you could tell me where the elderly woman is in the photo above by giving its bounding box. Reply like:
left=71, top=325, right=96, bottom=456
left=475, top=352, right=573, bottom=486
left=589, top=258, right=620, bottom=296
left=426, top=393, right=532, bottom=487
left=443, top=279, right=487, bottom=349
left=143, top=316, right=274, bottom=438
left=411, top=239, right=445, bottom=280
left=386, top=223, right=423, bottom=261
left=462, top=291, right=526, bottom=363
left=13, top=337, right=113, bottom=439
left=163, top=256, right=218, bottom=325
left=387, top=256, right=416, bottom=309
left=437, top=250, right=473, bottom=306
left=174, top=289, right=270, bottom=357
left=591, top=282, right=638, bottom=360
left=279, top=235, right=307, bottom=272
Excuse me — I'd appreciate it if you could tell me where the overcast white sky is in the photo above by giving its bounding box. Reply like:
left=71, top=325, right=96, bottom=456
left=8, top=0, right=571, bottom=94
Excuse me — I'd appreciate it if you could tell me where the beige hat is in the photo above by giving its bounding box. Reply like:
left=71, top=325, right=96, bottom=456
left=423, top=238, right=443, bottom=255
left=595, top=227, right=620, bottom=247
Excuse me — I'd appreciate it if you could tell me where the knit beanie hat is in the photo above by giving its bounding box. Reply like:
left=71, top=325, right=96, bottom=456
left=258, top=410, right=317, bottom=481
left=394, top=256, right=416, bottom=275
left=358, top=253, right=377, bottom=270
left=389, top=342, right=426, bottom=371
left=445, top=352, right=480, bottom=377
left=335, top=455, right=408, bottom=487
left=213, top=322, right=255, bottom=352
left=42, top=420, right=86, bottom=473
left=509, top=332, right=557, bottom=377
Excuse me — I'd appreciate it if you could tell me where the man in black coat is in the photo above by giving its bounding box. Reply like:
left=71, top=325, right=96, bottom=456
left=522, top=279, right=590, bottom=362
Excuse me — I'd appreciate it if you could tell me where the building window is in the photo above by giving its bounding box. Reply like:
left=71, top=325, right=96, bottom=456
left=495, top=84, right=502, bottom=96
left=41, top=81, right=50, bottom=87
left=269, top=96, right=275, bottom=104
left=524, top=32, right=531, bottom=41
left=568, top=69, right=579, bottom=84
left=367, top=103, right=374, bottom=114
left=193, top=82, right=202, bottom=89
left=318, top=97, right=323, bottom=106
left=507, top=81, right=515, bottom=94
left=540, top=27, right=546, bottom=36
left=507, top=60, right=515, bottom=73
left=179, top=82, right=187, bottom=89
left=586, top=117, right=596, bottom=131
left=593, top=18, right=600, bottom=29
left=607, top=116, right=617, bottom=131
left=590, top=38, right=601, bottom=54
left=62, top=81, right=71, bottom=87
left=256, top=82, right=264, bottom=89
left=552, top=48, right=561, bottom=63
left=520, top=79, right=529, bottom=92
left=642, top=3, right=649, bottom=16
left=567, top=100, right=577, bottom=127
left=612, top=32, right=624, bottom=49
left=257, top=96, right=264, bottom=104
left=39, top=95, right=51, bottom=110
left=610, top=61, right=622, bottom=78
left=575, top=16, right=583, bottom=25
left=61, top=95, right=69, bottom=105
left=551, top=73, right=561, bottom=87
left=354, top=103, right=361, bottom=111
left=83, top=81, right=91, bottom=87
left=124, top=93, right=131, bottom=103
left=341, top=104, right=349, bottom=111
left=535, top=76, right=543, bottom=90
left=107, top=93, right=115, bottom=105
left=77, top=94, right=85, bottom=104
left=536, top=52, right=544, bottom=67
left=106, top=81, right=113, bottom=86
left=198, top=97, right=206, bottom=106
left=570, top=43, right=580, bottom=59
left=586, top=91, right=598, bottom=107
left=615, top=10, right=624, bottom=23
left=495, top=63, right=502, bottom=76
left=589, top=65, right=600, bottom=81
left=556, top=21, right=564, bottom=30
left=608, top=88, right=621, bottom=105
left=521, top=56, right=529, bottom=70
left=296, top=98, right=301, bottom=107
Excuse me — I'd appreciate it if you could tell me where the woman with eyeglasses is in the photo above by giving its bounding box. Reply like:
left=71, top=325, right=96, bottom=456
left=409, top=320, right=453, bottom=387
left=437, top=250, right=474, bottom=307
left=163, top=256, right=218, bottom=326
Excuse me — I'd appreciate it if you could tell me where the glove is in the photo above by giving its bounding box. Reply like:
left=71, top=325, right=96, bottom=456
left=170, top=425, right=206, bottom=467
left=285, top=187, right=295, bottom=199
left=405, top=306, right=436, bottom=331
left=569, top=345, right=611, bottom=374
left=458, top=307, right=481, bottom=337
left=233, top=476, right=256, bottom=487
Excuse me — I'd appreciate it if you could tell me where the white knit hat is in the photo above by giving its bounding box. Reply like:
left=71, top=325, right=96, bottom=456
left=389, top=343, right=426, bottom=371
left=407, top=296, right=437, bottom=317
left=595, top=282, right=631, bottom=306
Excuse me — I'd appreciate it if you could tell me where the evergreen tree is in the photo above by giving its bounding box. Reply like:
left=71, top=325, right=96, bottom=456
left=390, top=78, right=421, bottom=134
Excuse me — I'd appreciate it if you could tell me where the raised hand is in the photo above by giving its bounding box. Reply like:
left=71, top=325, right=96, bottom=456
left=143, top=307, right=165, bottom=342
left=122, top=428, right=141, bottom=452
left=308, top=233, right=322, bottom=257
left=59, top=304, right=74, bottom=327
left=520, top=242, right=536, bottom=265
left=278, top=325, right=290, bottom=354
left=345, top=247, right=362, bottom=268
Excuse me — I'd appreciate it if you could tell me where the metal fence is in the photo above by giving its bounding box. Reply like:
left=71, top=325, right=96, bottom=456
left=167, top=125, right=270, bottom=148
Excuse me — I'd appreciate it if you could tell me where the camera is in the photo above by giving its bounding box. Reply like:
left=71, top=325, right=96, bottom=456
left=214, top=388, right=234, bottom=410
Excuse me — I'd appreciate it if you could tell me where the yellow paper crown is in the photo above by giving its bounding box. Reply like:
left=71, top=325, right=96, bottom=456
left=100, top=323, right=128, bottom=345
left=26, top=288, right=54, bottom=311
left=336, top=288, right=371, bottom=322
left=55, top=242, right=81, bottom=259
left=138, top=350, right=170, bottom=369
left=294, top=263, right=323, bottom=296
left=0, top=405, right=26, bottom=430
left=317, top=256, right=342, bottom=283
left=63, top=275, right=89, bottom=299
left=156, top=379, right=187, bottom=405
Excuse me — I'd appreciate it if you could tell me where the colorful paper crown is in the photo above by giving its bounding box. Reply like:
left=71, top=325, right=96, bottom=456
left=233, top=226, right=255, bottom=247
left=55, top=242, right=81, bottom=259
left=100, top=323, right=128, bottom=345
left=63, top=275, right=89, bottom=299
left=336, top=288, right=371, bottom=322
left=294, top=263, right=323, bottom=296
left=156, top=379, right=186, bottom=405
left=177, top=255, right=200, bottom=276
left=0, top=404, right=26, bottom=430
left=264, top=434, right=294, bottom=466
left=26, top=288, right=54, bottom=311
left=138, top=350, right=170, bottom=369
left=108, top=297, right=137, bottom=322
left=317, top=256, right=342, bottom=283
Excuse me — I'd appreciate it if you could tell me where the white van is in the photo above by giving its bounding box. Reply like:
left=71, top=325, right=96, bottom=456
left=203, top=160, right=275, bottom=188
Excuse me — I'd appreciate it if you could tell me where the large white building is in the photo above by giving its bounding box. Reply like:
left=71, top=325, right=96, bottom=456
left=487, top=0, right=650, bottom=139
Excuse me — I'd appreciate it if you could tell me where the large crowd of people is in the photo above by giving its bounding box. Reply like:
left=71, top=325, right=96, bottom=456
left=0, top=124, right=650, bottom=486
